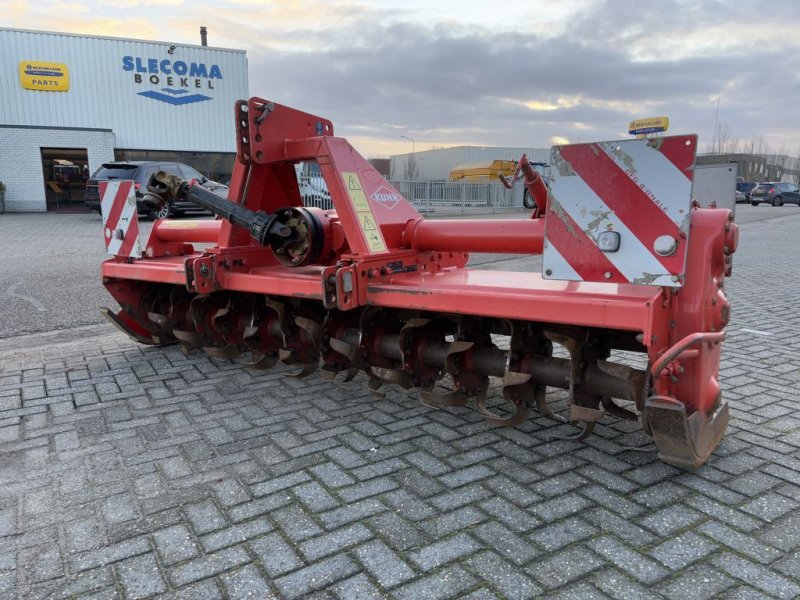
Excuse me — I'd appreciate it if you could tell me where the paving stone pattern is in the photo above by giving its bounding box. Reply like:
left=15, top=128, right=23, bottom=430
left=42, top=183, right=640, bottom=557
left=0, top=212, right=799, bottom=598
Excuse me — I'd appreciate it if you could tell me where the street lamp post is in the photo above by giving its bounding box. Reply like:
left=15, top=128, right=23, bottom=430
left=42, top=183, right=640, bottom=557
left=400, top=135, right=416, bottom=182
left=400, top=135, right=415, bottom=155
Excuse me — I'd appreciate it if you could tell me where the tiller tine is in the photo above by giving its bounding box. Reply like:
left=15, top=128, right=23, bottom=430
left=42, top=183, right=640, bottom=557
left=443, top=320, right=498, bottom=424
left=448, top=340, right=475, bottom=355
left=320, top=355, right=359, bottom=381
left=173, top=329, right=203, bottom=348
left=503, top=321, right=564, bottom=423
left=553, top=420, right=597, bottom=442
left=203, top=345, right=241, bottom=360
left=329, top=337, right=358, bottom=361
left=552, top=404, right=605, bottom=441
left=370, top=366, right=412, bottom=389
left=321, top=365, right=360, bottom=382
left=242, top=325, right=259, bottom=343
left=536, top=393, right=567, bottom=423
left=367, top=375, right=385, bottom=397
left=482, top=361, right=534, bottom=426
left=319, top=366, right=338, bottom=381
left=643, top=396, right=729, bottom=468
left=601, top=396, right=639, bottom=422
left=243, top=350, right=279, bottom=370
left=147, top=311, right=174, bottom=334
left=276, top=348, right=318, bottom=377
left=478, top=390, right=530, bottom=426
left=501, top=375, right=565, bottom=425
left=398, top=317, right=447, bottom=394
left=502, top=371, right=532, bottom=386
left=290, top=362, right=318, bottom=379
left=419, top=389, right=468, bottom=408
left=295, top=316, right=323, bottom=347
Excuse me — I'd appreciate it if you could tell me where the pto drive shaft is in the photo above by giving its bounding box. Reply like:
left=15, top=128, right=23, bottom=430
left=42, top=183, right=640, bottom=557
left=142, top=171, right=291, bottom=245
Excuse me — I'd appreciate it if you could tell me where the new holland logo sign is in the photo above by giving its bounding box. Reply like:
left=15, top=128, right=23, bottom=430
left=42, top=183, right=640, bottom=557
left=628, top=116, right=669, bottom=136
left=19, top=61, right=69, bottom=91
left=122, top=56, right=222, bottom=105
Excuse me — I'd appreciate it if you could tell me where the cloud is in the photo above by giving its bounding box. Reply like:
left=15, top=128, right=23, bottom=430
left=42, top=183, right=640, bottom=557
left=5, top=0, right=800, bottom=155
left=251, top=13, right=797, bottom=154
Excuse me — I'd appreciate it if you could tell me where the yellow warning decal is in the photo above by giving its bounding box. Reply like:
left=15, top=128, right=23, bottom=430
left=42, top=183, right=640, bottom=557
left=359, top=213, right=377, bottom=231
left=342, top=172, right=387, bottom=252
left=346, top=174, right=361, bottom=190
left=350, top=192, right=370, bottom=212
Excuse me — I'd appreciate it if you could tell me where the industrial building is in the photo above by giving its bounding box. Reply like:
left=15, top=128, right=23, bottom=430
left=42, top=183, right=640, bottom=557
left=696, top=152, right=800, bottom=184
left=0, top=28, right=248, bottom=212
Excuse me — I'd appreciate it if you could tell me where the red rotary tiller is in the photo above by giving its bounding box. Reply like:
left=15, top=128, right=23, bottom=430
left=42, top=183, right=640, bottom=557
left=99, top=98, right=738, bottom=467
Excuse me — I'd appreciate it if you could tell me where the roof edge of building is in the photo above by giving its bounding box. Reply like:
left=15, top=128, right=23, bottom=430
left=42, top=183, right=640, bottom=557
left=0, top=27, right=246, bottom=54
left=0, top=124, right=113, bottom=133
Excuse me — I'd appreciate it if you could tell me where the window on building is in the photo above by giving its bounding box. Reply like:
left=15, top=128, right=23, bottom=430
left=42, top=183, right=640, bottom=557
left=114, top=150, right=236, bottom=184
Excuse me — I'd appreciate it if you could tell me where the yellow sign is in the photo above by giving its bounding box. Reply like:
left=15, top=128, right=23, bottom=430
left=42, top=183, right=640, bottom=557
left=628, top=116, right=669, bottom=135
left=19, top=61, right=70, bottom=91
left=359, top=213, right=377, bottom=231
left=341, top=172, right=387, bottom=252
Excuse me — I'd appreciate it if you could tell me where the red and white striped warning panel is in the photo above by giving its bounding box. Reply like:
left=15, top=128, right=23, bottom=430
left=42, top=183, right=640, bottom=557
left=100, top=180, right=142, bottom=258
left=543, top=135, right=696, bottom=287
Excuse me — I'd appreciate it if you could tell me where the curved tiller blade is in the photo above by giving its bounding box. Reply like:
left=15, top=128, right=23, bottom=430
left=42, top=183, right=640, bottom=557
left=243, top=350, right=279, bottom=370
left=203, top=345, right=242, bottom=360
left=419, top=389, right=468, bottom=409
left=552, top=420, right=596, bottom=441
left=172, top=329, right=203, bottom=348
left=147, top=311, right=174, bottom=334
left=478, top=390, right=530, bottom=426
left=290, top=362, right=319, bottom=379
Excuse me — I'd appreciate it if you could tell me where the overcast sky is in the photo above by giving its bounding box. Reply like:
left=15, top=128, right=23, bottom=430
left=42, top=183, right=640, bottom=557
left=6, top=0, right=800, bottom=157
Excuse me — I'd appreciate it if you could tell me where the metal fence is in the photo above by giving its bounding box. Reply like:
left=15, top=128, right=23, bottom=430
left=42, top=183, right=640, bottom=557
left=389, top=180, right=525, bottom=216
left=298, top=176, right=526, bottom=216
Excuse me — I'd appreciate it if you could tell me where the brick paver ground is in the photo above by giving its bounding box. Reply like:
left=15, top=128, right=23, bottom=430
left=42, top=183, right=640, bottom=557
left=1, top=208, right=799, bottom=598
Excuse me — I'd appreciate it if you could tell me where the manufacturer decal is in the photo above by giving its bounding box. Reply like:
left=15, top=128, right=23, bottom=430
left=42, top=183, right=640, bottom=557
left=370, top=185, right=402, bottom=209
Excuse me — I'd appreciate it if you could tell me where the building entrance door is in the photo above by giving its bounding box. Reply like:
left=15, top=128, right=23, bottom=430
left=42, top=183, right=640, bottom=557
left=41, top=148, right=90, bottom=211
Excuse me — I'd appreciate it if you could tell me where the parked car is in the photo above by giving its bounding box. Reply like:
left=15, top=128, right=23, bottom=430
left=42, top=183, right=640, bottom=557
left=736, top=181, right=757, bottom=202
left=295, top=162, right=332, bottom=209
left=735, top=189, right=746, bottom=203
left=84, top=161, right=228, bottom=218
left=749, top=182, right=800, bottom=207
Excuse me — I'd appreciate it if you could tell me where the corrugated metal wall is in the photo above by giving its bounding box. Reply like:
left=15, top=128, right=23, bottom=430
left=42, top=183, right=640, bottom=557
left=389, top=146, right=552, bottom=180
left=0, top=29, right=248, bottom=152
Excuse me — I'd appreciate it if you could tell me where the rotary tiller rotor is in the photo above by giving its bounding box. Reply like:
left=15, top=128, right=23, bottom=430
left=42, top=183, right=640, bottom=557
left=132, top=288, right=648, bottom=435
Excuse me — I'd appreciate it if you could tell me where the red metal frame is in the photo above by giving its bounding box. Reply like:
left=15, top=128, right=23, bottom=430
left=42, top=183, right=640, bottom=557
left=102, top=97, right=737, bottom=441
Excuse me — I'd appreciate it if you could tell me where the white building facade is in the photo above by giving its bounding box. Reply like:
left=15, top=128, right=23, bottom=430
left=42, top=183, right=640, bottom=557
left=0, top=28, right=248, bottom=212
